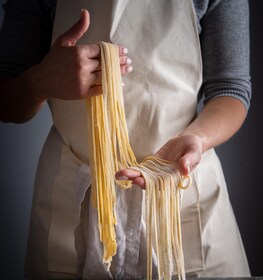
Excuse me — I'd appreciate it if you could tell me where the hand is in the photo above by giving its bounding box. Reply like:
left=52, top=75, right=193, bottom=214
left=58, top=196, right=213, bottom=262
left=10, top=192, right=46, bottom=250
left=115, top=133, right=203, bottom=188
left=28, top=9, right=132, bottom=102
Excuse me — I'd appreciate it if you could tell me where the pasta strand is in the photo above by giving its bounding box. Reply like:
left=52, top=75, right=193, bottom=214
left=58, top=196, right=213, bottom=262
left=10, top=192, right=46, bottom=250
left=86, top=42, right=191, bottom=279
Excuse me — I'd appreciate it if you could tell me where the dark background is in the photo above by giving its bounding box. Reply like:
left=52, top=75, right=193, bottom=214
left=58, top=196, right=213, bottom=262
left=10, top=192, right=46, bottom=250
left=0, top=1, right=262, bottom=279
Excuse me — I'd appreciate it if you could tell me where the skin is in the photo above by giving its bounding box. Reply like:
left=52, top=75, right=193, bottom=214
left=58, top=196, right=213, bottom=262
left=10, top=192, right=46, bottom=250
left=0, top=10, right=247, bottom=189
left=115, top=96, right=247, bottom=188
left=0, top=9, right=133, bottom=123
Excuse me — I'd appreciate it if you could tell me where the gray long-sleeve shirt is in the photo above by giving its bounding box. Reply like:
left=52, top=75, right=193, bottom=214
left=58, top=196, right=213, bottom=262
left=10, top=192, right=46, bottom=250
left=0, top=0, right=251, bottom=110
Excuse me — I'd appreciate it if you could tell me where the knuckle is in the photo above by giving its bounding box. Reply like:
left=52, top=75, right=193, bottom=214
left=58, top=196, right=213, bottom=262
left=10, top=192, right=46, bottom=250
left=93, top=59, right=100, bottom=69
left=56, top=35, right=65, bottom=45
left=87, top=44, right=100, bottom=57
left=75, top=47, right=85, bottom=63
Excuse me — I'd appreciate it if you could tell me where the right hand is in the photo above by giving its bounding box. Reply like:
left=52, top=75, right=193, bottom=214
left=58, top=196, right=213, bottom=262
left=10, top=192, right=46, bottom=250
left=29, top=9, right=132, bottom=102
left=115, top=133, right=203, bottom=189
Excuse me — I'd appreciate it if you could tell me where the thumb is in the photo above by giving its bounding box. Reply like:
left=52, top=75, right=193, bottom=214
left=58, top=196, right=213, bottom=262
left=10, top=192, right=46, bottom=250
left=56, top=9, right=90, bottom=46
left=177, top=156, right=191, bottom=176
left=177, top=150, right=201, bottom=176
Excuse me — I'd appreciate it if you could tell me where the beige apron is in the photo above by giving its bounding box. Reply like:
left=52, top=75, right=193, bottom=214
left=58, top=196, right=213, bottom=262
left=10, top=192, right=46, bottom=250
left=25, top=0, right=250, bottom=279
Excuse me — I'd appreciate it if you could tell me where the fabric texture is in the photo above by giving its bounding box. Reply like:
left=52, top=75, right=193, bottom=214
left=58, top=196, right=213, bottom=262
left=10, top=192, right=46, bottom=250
left=0, top=0, right=251, bottom=110
left=44, top=0, right=204, bottom=277
left=0, top=0, right=251, bottom=279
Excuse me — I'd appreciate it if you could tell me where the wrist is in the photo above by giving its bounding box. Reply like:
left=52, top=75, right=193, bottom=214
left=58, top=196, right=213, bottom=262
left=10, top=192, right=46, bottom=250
left=22, top=64, right=47, bottom=105
left=179, top=127, right=208, bottom=153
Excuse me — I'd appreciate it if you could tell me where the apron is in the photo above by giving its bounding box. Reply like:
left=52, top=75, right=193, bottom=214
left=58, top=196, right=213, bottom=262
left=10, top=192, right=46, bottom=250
left=25, top=0, right=250, bottom=279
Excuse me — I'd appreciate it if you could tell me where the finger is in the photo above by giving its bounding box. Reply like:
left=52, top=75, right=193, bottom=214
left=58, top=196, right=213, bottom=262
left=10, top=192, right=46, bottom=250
left=85, top=44, right=101, bottom=59
left=121, top=65, right=133, bottom=75
left=119, top=56, right=132, bottom=66
left=80, top=72, right=99, bottom=98
left=177, top=157, right=191, bottom=176
left=89, top=71, right=125, bottom=88
left=92, top=56, right=131, bottom=74
left=56, top=9, right=90, bottom=46
left=132, top=177, right=146, bottom=189
left=115, top=169, right=145, bottom=189
left=86, top=71, right=98, bottom=85
left=90, top=70, right=101, bottom=86
left=115, top=169, right=142, bottom=180
left=88, top=85, right=102, bottom=97
left=87, top=44, right=127, bottom=60
left=119, top=46, right=129, bottom=55
left=177, top=149, right=201, bottom=176
left=82, top=58, right=100, bottom=73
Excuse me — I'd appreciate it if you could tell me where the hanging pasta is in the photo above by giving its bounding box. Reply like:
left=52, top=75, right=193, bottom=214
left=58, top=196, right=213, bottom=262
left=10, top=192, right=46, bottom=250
left=86, top=41, right=191, bottom=280
left=129, top=156, right=191, bottom=280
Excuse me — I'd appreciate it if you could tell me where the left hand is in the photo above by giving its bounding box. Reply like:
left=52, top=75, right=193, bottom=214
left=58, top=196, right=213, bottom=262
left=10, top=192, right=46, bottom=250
left=115, top=133, right=203, bottom=188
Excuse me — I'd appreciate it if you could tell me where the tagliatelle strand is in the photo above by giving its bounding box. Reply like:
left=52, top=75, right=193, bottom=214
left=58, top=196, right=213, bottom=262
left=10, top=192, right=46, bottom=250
left=86, top=41, right=191, bottom=280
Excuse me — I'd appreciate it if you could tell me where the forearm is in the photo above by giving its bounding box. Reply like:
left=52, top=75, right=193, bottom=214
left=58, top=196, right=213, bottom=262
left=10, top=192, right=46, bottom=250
left=194, top=0, right=250, bottom=153
left=0, top=67, right=46, bottom=123
left=181, top=96, right=247, bottom=153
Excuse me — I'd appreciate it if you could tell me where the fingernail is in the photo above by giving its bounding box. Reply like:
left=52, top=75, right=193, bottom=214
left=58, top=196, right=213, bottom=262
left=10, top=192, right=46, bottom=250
left=122, top=82, right=125, bottom=87
left=122, top=47, right=128, bottom=55
left=80, top=8, right=85, bottom=20
left=117, top=176, right=129, bottom=180
left=62, top=41, right=72, bottom=46
left=187, top=165, right=191, bottom=174
left=126, top=58, right=132, bottom=65
left=126, top=66, right=133, bottom=73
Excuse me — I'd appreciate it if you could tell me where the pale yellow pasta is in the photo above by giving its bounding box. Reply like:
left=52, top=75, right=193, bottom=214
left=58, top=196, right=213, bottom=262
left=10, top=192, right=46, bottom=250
left=86, top=41, right=191, bottom=280
left=130, top=156, right=191, bottom=280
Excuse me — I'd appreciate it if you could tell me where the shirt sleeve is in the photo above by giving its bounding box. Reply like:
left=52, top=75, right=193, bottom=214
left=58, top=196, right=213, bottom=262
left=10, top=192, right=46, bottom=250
left=198, top=0, right=251, bottom=111
left=0, top=0, right=56, bottom=77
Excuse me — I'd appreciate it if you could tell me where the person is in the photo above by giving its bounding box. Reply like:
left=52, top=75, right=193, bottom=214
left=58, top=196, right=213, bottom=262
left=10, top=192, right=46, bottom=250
left=0, top=0, right=251, bottom=279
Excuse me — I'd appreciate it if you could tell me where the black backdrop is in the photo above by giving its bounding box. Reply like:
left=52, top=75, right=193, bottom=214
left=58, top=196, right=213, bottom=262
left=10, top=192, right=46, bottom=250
left=215, top=1, right=263, bottom=276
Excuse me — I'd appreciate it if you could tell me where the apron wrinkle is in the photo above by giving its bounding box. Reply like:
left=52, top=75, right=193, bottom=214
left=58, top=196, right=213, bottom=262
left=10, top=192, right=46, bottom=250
left=25, top=1, right=250, bottom=278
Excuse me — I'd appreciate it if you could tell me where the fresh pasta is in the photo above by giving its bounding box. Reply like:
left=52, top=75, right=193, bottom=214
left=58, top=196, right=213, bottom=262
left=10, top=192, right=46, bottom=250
left=129, top=156, right=191, bottom=280
left=86, top=41, right=191, bottom=280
